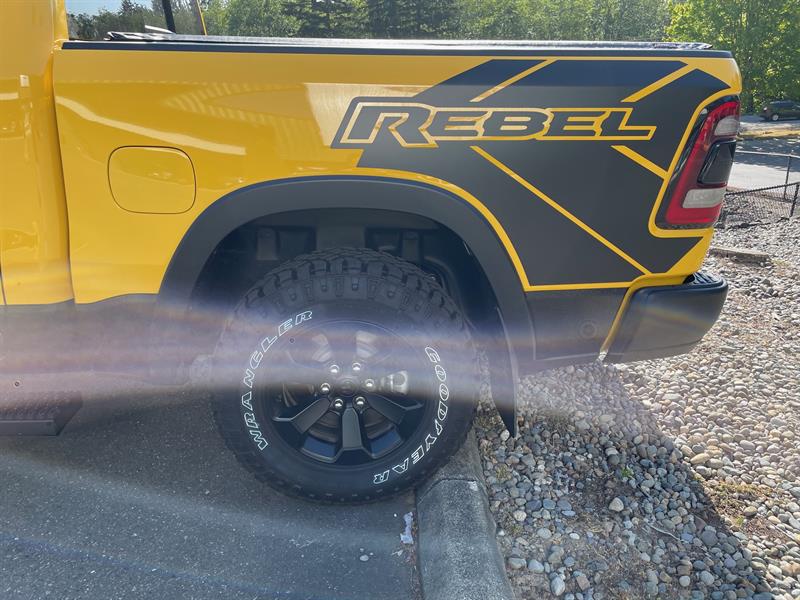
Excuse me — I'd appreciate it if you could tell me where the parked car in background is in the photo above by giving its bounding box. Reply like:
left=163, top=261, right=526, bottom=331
left=761, top=100, right=800, bottom=121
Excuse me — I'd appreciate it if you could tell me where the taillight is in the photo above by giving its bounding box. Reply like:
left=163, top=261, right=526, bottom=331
left=661, top=99, right=740, bottom=227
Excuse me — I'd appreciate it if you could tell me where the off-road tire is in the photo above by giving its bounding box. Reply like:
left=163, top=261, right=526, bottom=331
left=210, top=248, right=479, bottom=502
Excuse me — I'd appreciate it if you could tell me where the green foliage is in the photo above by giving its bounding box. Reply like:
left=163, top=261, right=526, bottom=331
left=69, top=0, right=150, bottom=39
left=69, top=0, right=204, bottom=38
left=66, top=0, right=800, bottom=115
left=456, top=0, right=532, bottom=39
left=667, top=0, right=800, bottom=111
left=283, top=0, right=367, bottom=38
left=216, top=0, right=299, bottom=36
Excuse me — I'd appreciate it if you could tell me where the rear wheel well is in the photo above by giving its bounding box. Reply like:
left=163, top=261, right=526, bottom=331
left=188, top=208, right=501, bottom=351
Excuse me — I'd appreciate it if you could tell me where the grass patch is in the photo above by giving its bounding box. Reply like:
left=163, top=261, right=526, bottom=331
left=704, top=480, right=767, bottom=530
left=474, top=412, right=498, bottom=431
left=495, top=464, right=513, bottom=482
left=503, top=521, right=524, bottom=537
left=738, top=127, right=800, bottom=140
left=772, top=258, right=799, bottom=278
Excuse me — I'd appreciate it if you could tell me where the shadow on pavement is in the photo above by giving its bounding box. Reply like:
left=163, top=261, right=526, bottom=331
left=0, top=384, right=418, bottom=600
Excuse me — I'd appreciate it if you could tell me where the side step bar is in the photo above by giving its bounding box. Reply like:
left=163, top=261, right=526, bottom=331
left=0, top=392, right=82, bottom=436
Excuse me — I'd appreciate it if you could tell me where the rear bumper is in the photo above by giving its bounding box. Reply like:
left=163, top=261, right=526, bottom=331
left=605, top=272, right=728, bottom=363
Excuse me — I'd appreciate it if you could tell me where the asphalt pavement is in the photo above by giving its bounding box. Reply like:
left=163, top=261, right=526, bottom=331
left=0, top=382, right=420, bottom=600
left=729, top=134, right=800, bottom=189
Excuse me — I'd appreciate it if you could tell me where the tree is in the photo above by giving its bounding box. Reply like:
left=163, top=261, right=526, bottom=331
left=209, top=0, right=299, bottom=36
left=667, top=0, right=800, bottom=111
left=284, top=0, right=368, bottom=37
left=585, top=0, right=670, bottom=41
left=62, top=0, right=800, bottom=116
left=201, top=0, right=230, bottom=34
left=457, top=0, right=532, bottom=39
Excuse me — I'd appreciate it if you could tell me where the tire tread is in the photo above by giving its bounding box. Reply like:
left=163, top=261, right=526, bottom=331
left=211, top=248, right=477, bottom=503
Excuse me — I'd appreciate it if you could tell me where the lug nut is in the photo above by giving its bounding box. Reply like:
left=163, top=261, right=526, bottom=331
left=364, top=379, right=376, bottom=391
left=329, top=364, right=340, bottom=375
left=354, top=396, right=367, bottom=409
left=319, top=382, right=331, bottom=395
left=352, top=362, right=363, bottom=373
left=332, top=398, right=345, bottom=411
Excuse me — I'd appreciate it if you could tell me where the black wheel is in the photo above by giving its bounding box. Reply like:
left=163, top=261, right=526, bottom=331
left=210, top=248, right=478, bottom=502
left=771, top=113, right=780, bottom=121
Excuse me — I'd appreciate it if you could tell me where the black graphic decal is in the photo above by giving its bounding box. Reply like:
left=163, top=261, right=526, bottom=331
left=333, top=59, right=728, bottom=287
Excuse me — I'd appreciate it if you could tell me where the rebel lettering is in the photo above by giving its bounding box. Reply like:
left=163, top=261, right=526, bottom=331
left=336, top=101, right=654, bottom=148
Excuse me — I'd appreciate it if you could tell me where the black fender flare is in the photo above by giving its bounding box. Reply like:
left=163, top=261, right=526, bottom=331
left=159, top=176, right=529, bottom=433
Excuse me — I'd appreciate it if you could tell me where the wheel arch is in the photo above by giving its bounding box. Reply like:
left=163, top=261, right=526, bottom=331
left=158, top=176, right=530, bottom=433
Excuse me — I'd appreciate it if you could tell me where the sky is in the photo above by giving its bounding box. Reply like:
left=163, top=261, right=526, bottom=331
left=66, top=0, right=126, bottom=15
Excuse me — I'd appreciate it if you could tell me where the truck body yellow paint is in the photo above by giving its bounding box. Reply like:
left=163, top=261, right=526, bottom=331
left=0, top=0, right=740, bottom=495
left=52, top=50, right=491, bottom=302
left=0, top=0, right=739, bottom=305
left=47, top=48, right=737, bottom=303
left=0, top=0, right=73, bottom=304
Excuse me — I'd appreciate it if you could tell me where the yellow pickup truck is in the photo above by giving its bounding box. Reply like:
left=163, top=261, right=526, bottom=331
left=0, top=0, right=740, bottom=501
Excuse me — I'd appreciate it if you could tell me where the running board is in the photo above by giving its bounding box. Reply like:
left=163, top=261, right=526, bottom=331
left=0, top=393, right=82, bottom=436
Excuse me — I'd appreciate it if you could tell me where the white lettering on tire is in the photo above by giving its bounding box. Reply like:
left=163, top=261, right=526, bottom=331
left=373, top=345, right=450, bottom=485
left=239, top=311, right=314, bottom=453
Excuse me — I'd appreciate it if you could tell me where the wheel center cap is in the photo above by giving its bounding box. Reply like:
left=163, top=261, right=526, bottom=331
left=337, top=378, right=358, bottom=397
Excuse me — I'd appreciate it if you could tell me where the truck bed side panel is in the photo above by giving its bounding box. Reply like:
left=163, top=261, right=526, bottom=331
left=51, top=45, right=739, bottom=304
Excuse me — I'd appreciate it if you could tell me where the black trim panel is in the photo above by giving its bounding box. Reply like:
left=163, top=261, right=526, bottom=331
left=526, top=288, right=627, bottom=369
left=61, top=39, right=731, bottom=58
left=605, top=272, right=727, bottom=363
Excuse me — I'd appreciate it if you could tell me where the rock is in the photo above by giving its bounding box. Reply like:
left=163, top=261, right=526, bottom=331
left=513, top=510, right=527, bottom=522
left=507, top=557, right=526, bottom=570
left=359, top=554, right=369, bottom=562
left=557, top=499, right=572, bottom=511
left=527, top=499, right=543, bottom=512
left=550, top=575, right=566, bottom=596
left=740, top=440, right=756, bottom=452
left=575, top=573, right=590, bottom=591
left=700, top=527, right=718, bottom=547
left=472, top=221, right=800, bottom=600
left=547, top=545, right=565, bottom=566
left=527, top=559, right=545, bottom=573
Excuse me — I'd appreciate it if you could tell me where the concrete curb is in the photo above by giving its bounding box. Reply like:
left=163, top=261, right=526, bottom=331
left=416, top=430, right=515, bottom=600
left=709, top=245, right=772, bottom=265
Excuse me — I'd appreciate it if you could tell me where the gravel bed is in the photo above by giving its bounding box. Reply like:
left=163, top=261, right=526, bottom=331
left=714, top=220, right=800, bottom=267
left=476, top=218, right=800, bottom=599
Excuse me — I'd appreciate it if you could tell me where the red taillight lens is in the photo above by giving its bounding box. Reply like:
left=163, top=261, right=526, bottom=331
left=662, top=100, right=740, bottom=227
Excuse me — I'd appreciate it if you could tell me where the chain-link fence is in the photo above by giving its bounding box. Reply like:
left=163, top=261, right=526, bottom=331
left=719, top=181, right=799, bottom=228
